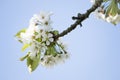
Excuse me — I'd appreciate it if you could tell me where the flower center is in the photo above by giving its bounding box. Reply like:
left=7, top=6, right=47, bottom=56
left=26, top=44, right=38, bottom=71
left=42, top=16, right=45, bottom=19
left=45, top=21, right=49, bottom=25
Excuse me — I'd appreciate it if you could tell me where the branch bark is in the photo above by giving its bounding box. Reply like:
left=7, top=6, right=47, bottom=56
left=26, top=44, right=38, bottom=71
left=54, top=0, right=103, bottom=40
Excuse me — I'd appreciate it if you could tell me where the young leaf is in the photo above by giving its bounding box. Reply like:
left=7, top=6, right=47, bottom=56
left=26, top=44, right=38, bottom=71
left=110, top=0, right=118, bottom=16
left=15, top=29, right=26, bottom=38
left=20, top=52, right=30, bottom=61
left=103, top=0, right=109, bottom=2
left=106, top=0, right=118, bottom=16
left=22, top=44, right=30, bottom=51
left=27, top=55, right=40, bottom=72
left=53, top=30, right=59, bottom=35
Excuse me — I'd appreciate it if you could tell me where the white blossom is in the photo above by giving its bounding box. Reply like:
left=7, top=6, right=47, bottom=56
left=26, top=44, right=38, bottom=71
left=106, top=14, right=120, bottom=25
left=41, top=55, right=56, bottom=68
left=55, top=53, right=69, bottom=64
left=40, top=43, right=48, bottom=55
left=20, top=27, right=34, bottom=44
left=16, top=11, right=69, bottom=71
left=94, top=6, right=106, bottom=20
left=95, top=12, right=105, bottom=20
left=29, top=43, right=39, bottom=59
left=40, top=53, right=69, bottom=68
left=29, top=11, right=53, bottom=31
left=42, top=33, right=54, bottom=46
left=92, top=0, right=120, bottom=25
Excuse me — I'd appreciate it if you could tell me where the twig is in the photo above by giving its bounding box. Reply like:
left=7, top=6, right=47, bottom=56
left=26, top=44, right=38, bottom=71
left=54, top=0, right=103, bottom=40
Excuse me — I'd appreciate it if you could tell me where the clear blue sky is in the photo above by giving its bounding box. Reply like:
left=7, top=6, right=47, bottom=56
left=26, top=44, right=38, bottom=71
left=1, top=0, right=120, bottom=80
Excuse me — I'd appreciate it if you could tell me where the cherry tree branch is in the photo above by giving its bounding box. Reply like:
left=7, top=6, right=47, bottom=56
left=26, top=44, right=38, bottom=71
left=54, top=0, right=103, bottom=40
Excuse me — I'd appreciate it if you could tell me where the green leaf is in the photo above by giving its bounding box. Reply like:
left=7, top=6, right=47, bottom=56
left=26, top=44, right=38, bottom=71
left=111, top=1, right=118, bottom=16
left=22, top=44, right=30, bottom=51
left=106, top=0, right=118, bottom=16
left=106, top=5, right=111, bottom=17
left=45, top=45, right=58, bottom=56
left=118, top=9, right=120, bottom=14
left=20, top=52, right=30, bottom=61
left=15, top=29, right=26, bottom=38
left=103, top=0, right=109, bottom=2
left=27, top=56, right=40, bottom=72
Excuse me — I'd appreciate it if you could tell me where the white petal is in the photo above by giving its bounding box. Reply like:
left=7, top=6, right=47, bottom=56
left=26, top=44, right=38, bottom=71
left=46, top=40, right=50, bottom=45
left=42, top=37, right=46, bottom=41
left=49, top=38, right=54, bottom=42
left=48, top=33, right=53, bottom=37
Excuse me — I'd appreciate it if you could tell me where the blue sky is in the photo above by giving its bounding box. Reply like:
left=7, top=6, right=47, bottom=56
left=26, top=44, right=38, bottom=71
left=1, top=0, right=120, bottom=80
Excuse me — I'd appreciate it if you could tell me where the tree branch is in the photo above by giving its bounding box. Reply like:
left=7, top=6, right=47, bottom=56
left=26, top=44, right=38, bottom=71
left=54, top=0, right=103, bottom=40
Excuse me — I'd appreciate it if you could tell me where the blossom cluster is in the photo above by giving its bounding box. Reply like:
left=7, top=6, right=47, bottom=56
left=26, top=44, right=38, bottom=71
left=16, top=11, right=69, bottom=72
left=91, top=0, right=120, bottom=25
